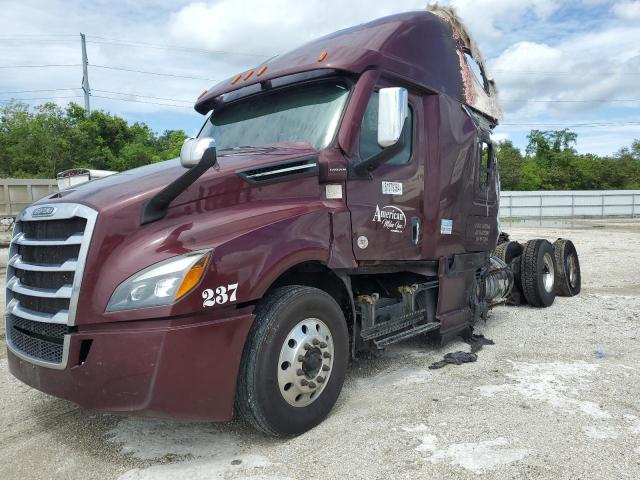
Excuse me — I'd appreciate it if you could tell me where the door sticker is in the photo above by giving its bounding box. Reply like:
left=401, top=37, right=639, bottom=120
left=382, top=181, right=403, bottom=195
left=357, top=236, right=369, bottom=249
left=325, top=184, right=343, bottom=199
left=441, top=219, right=453, bottom=235
left=372, top=205, right=406, bottom=233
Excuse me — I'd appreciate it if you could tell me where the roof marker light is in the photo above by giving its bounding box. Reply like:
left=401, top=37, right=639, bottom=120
left=243, top=69, right=254, bottom=80
left=197, top=90, right=208, bottom=100
left=231, top=74, right=242, bottom=85
left=257, top=65, right=268, bottom=76
left=318, top=50, right=328, bottom=62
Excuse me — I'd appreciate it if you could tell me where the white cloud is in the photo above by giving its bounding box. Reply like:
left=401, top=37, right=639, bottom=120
left=0, top=0, right=637, bottom=154
left=613, top=1, right=640, bottom=20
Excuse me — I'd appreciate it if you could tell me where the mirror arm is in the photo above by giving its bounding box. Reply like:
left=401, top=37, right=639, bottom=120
left=351, top=121, right=409, bottom=177
left=140, top=147, right=218, bottom=225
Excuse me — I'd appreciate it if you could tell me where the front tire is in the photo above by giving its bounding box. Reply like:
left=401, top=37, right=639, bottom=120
left=236, top=285, right=349, bottom=436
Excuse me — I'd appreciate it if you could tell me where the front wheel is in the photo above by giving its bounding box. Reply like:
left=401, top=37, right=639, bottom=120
left=236, top=285, right=349, bottom=436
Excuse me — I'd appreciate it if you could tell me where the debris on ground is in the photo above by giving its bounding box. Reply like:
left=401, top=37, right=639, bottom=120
left=429, top=351, right=478, bottom=369
left=462, top=333, right=496, bottom=353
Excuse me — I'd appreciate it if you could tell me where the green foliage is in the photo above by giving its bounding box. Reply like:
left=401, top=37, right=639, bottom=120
left=2, top=101, right=639, bottom=191
left=0, top=101, right=187, bottom=178
left=497, top=129, right=640, bottom=191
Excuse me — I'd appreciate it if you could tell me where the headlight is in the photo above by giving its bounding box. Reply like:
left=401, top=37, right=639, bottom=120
left=106, top=250, right=211, bottom=312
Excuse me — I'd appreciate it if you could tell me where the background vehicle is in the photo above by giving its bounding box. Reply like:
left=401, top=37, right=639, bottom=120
left=4, top=7, right=580, bottom=436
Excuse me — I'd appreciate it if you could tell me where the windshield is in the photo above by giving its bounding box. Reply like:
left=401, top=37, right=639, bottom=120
left=200, top=80, right=350, bottom=150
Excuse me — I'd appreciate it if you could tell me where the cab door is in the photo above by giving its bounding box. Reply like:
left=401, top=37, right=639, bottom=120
left=346, top=88, right=424, bottom=261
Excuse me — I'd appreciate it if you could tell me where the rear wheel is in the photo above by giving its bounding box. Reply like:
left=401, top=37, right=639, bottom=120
left=236, top=285, right=349, bottom=436
left=493, top=240, right=523, bottom=265
left=553, top=239, right=581, bottom=296
left=520, top=239, right=557, bottom=308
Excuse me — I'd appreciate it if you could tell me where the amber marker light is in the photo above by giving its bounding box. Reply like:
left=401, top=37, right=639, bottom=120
left=243, top=69, right=254, bottom=80
left=231, top=73, right=242, bottom=85
left=257, top=65, right=268, bottom=76
left=175, top=253, right=211, bottom=300
left=197, top=89, right=208, bottom=100
left=318, top=50, right=328, bottom=62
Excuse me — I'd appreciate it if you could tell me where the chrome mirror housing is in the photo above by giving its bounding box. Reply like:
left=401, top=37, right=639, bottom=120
left=377, top=87, right=408, bottom=148
left=180, top=137, right=216, bottom=168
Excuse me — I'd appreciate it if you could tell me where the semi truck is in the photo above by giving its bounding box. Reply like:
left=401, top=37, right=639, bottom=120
left=4, top=7, right=581, bottom=436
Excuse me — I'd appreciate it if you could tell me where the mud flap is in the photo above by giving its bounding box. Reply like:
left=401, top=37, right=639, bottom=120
left=436, top=253, right=487, bottom=342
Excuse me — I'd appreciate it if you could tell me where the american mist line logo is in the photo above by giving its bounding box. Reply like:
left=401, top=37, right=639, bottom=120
left=372, top=205, right=406, bottom=233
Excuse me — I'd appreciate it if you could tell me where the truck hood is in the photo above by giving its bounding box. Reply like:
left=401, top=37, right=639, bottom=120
left=39, top=142, right=318, bottom=216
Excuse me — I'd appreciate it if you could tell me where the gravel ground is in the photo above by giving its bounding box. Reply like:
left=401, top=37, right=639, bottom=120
left=1, top=220, right=639, bottom=480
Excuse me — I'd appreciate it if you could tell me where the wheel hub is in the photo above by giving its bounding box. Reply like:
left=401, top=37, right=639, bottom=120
left=542, top=252, right=555, bottom=293
left=277, top=318, right=334, bottom=407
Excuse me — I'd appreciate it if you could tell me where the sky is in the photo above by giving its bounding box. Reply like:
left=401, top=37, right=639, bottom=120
left=0, top=0, right=639, bottom=156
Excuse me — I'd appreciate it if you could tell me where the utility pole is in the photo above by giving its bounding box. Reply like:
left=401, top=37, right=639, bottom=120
left=80, top=33, right=91, bottom=113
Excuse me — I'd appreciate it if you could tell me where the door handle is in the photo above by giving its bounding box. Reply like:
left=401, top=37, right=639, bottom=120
left=411, top=217, right=421, bottom=245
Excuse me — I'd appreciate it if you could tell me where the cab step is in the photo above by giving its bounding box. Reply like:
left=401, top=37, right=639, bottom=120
left=360, top=309, right=427, bottom=341
left=373, top=322, right=440, bottom=348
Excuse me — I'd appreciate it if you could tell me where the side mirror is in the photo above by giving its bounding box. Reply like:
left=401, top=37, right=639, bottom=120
left=377, top=87, right=408, bottom=148
left=180, top=137, right=216, bottom=168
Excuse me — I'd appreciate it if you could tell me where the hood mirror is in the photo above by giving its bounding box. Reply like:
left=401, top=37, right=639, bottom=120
left=180, top=137, right=216, bottom=168
left=377, top=87, right=408, bottom=148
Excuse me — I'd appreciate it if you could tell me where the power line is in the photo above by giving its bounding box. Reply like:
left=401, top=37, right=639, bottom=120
left=0, top=88, right=80, bottom=94
left=0, top=34, right=76, bottom=38
left=527, top=99, right=640, bottom=103
left=493, top=70, right=640, bottom=76
left=92, top=94, right=192, bottom=108
left=0, top=64, right=81, bottom=68
left=90, top=64, right=218, bottom=82
left=92, top=89, right=193, bottom=104
left=0, top=95, right=84, bottom=103
left=87, top=37, right=270, bottom=58
left=501, top=121, right=640, bottom=128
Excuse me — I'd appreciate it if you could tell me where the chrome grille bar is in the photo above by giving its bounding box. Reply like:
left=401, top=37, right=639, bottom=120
left=8, top=254, right=78, bottom=272
left=7, top=299, right=69, bottom=325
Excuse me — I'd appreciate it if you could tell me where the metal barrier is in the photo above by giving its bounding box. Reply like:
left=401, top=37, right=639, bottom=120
left=2, top=180, right=640, bottom=221
left=500, top=190, right=640, bottom=219
left=0, top=179, right=58, bottom=218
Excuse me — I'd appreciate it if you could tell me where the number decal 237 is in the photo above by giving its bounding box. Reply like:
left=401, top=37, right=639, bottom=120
left=202, top=283, right=238, bottom=307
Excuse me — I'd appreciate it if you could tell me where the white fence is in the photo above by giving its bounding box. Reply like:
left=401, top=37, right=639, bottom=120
left=500, top=190, right=640, bottom=219
left=1, top=180, right=639, bottom=220
left=0, top=179, right=58, bottom=218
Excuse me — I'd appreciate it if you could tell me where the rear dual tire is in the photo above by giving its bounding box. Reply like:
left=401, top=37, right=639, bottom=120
left=520, top=239, right=557, bottom=308
left=236, top=285, right=349, bottom=436
left=553, top=239, right=581, bottom=296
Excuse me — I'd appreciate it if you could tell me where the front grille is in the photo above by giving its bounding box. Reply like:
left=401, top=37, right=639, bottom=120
left=21, top=217, right=86, bottom=240
left=18, top=244, right=81, bottom=265
left=7, top=315, right=68, bottom=363
left=15, top=269, right=75, bottom=289
left=5, top=203, right=97, bottom=368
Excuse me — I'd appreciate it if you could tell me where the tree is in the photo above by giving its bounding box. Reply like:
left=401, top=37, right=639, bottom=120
left=0, top=101, right=187, bottom=178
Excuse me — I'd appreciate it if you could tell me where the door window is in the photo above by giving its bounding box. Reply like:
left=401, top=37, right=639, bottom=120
left=478, top=141, right=493, bottom=192
left=358, top=91, right=413, bottom=165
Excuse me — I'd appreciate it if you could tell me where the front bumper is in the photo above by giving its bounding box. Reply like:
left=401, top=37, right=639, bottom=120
left=7, top=311, right=254, bottom=421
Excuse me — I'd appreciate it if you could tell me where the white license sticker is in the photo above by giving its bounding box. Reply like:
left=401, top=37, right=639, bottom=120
left=440, top=219, right=453, bottom=235
left=325, top=184, right=343, bottom=199
left=202, top=283, right=238, bottom=307
left=382, top=181, right=403, bottom=195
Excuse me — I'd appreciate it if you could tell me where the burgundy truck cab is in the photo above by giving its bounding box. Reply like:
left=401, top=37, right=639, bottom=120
left=5, top=8, right=580, bottom=436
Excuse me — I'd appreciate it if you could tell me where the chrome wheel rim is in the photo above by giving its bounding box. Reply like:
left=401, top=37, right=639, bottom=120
left=542, top=252, right=555, bottom=293
left=277, top=318, right=334, bottom=407
left=567, top=253, right=578, bottom=288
